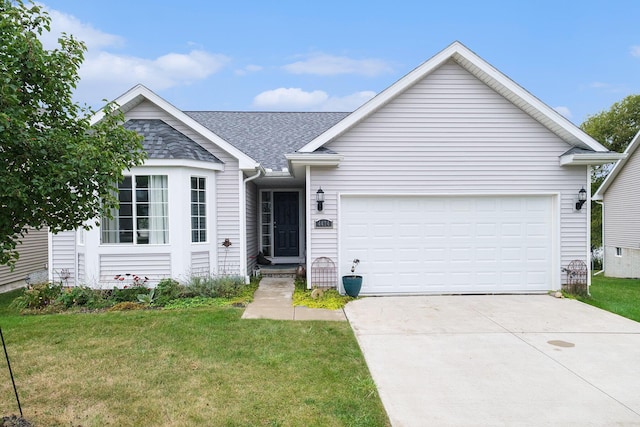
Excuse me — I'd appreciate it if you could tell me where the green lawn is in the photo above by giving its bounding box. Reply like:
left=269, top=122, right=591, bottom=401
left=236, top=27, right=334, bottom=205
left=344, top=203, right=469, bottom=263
left=0, top=288, right=389, bottom=426
left=579, top=275, right=640, bottom=322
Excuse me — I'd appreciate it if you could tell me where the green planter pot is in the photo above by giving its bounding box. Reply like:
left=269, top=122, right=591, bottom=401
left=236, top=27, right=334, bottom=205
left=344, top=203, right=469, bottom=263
left=342, top=275, right=363, bottom=297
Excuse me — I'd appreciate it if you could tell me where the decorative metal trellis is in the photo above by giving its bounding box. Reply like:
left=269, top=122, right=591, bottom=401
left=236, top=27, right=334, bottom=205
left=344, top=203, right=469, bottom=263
left=564, top=259, right=588, bottom=295
left=310, top=257, right=337, bottom=289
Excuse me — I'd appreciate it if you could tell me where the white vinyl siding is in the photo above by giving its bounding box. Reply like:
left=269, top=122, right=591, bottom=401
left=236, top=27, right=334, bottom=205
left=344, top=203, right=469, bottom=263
left=100, top=253, right=171, bottom=284
left=50, top=230, right=76, bottom=284
left=127, top=101, right=242, bottom=275
left=191, top=251, right=210, bottom=276
left=603, top=145, right=640, bottom=249
left=309, top=60, right=586, bottom=281
left=0, top=228, right=48, bottom=286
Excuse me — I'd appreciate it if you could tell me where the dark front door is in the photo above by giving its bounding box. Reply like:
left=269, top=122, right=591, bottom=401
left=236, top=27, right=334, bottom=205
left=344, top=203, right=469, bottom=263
left=273, top=192, right=299, bottom=257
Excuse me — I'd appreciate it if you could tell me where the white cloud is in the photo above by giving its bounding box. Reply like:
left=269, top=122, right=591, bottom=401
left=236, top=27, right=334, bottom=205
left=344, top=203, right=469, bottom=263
left=253, top=88, right=376, bottom=111
left=283, top=53, right=393, bottom=76
left=631, top=46, right=640, bottom=57
left=39, top=4, right=123, bottom=50
left=253, top=88, right=329, bottom=109
left=80, top=50, right=229, bottom=89
left=554, top=106, right=572, bottom=119
left=37, top=4, right=229, bottom=106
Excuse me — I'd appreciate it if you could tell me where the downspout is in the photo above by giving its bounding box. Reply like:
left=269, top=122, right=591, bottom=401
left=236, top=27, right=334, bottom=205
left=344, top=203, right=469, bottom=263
left=586, top=165, right=592, bottom=293
left=240, top=166, right=264, bottom=283
left=594, top=200, right=605, bottom=276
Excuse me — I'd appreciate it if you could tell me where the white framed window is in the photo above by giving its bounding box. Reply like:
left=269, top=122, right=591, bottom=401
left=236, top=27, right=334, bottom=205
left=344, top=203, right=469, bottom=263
left=191, top=177, right=207, bottom=243
left=101, top=175, right=169, bottom=244
left=615, top=247, right=623, bottom=257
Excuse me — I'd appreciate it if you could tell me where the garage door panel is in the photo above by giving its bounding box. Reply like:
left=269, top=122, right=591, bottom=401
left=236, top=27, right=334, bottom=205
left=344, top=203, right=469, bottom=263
left=340, top=195, right=553, bottom=294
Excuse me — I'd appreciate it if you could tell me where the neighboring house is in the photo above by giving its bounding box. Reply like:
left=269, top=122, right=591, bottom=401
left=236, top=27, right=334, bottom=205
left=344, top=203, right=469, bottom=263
left=0, top=227, right=48, bottom=291
left=593, top=130, right=640, bottom=278
left=49, top=41, right=623, bottom=294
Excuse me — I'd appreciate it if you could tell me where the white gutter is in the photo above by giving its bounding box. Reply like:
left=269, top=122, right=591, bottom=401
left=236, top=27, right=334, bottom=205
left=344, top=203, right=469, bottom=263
left=239, top=167, right=264, bottom=283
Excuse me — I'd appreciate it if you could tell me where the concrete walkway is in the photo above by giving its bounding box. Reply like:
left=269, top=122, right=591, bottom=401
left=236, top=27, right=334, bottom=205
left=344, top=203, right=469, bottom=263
left=241, top=277, right=346, bottom=321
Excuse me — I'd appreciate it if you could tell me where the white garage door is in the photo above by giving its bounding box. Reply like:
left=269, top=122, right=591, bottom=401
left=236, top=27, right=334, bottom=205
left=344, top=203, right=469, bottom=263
left=340, top=195, right=554, bottom=294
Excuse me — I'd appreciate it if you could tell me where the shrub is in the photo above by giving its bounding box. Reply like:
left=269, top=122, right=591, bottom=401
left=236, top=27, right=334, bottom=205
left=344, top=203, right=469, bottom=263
left=154, top=278, right=183, bottom=306
left=58, top=285, right=100, bottom=308
left=182, top=274, right=245, bottom=299
left=11, top=282, right=62, bottom=310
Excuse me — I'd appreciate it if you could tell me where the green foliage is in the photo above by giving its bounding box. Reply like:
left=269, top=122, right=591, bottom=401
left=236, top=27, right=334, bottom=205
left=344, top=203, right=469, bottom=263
left=0, top=0, right=146, bottom=267
left=137, top=288, right=156, bottom=305
left=11, top=282, right=62, bottom=310
left=154, top=278, right=182, bottom=306
left=58, top=285, right=101, bottom=308
left=293, top=278, right=355, bottom=310
left=182, top=274, right=246, bottom=298
left=581, top=94, right=640, bottom=153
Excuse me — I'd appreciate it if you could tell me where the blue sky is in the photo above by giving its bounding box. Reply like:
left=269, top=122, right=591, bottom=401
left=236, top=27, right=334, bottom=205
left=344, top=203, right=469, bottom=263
left=39, top=0, right=640, bottom=125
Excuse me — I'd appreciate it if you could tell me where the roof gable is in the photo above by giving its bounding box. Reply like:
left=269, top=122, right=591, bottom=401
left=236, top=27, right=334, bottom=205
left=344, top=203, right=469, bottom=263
left=93, top=85, right=259, bottom=170
left=594, top=130, right=640, bottom=199
left=297, top=41, right=608, bottom=154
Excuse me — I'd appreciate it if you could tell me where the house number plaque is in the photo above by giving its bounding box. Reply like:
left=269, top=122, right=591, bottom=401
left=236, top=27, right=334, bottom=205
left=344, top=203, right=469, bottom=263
left=315, top=219, right=333, bottom=229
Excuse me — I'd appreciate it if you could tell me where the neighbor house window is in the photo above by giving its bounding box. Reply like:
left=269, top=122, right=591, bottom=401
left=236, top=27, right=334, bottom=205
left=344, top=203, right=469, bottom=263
left=191, top=177, right=206, bottom=242
left=616, top=247, right=623, bottom=257
left=101, top=175, right=169, bottom=244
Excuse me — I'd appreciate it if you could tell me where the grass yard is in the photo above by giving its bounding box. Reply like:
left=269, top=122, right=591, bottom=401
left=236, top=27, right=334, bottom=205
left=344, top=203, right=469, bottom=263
left=578, top=275, right=640, bottom=322
left=0, top=288, right=389, bottom=427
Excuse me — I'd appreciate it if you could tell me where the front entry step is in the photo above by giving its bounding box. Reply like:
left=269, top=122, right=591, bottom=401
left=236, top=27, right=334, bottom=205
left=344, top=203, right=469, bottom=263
left=257, top=264, right=302, bottom=278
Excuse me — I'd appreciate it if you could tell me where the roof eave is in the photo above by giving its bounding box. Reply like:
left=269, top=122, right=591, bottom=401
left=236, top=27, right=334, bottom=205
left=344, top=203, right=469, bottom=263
left=593, top=130, right=640, bottom=199
left=285, top=153, right=344, bottom=166
left=559, top=152, right=627, bottom=166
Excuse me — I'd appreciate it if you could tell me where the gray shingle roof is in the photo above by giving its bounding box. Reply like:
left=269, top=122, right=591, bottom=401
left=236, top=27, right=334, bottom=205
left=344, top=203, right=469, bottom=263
left=185, top=111, right=349, bottom=170
left=124, top=119, right=222, bottom=163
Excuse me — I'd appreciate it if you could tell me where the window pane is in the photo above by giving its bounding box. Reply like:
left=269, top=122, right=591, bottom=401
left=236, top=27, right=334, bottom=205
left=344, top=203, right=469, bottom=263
left=136, top=175, right=149, bottom=188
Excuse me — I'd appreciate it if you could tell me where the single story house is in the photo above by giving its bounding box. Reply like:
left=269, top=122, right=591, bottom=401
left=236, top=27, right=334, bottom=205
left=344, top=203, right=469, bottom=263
left=49, top=41, right=624, bottom=294
left=593, top=130, right=640, bottom=278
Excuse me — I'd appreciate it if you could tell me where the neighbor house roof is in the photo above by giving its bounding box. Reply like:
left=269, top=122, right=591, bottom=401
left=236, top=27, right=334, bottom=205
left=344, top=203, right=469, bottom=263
left=185, top=111, right=349, bottom=170
left=124, top=119, right=222, bottom=163
left=593, top=130, right=640, bottom=200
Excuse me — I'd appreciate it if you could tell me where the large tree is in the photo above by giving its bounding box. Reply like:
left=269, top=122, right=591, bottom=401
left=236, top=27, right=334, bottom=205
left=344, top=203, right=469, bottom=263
left=0, top=1, right=145, bottom=267
left=580, top=94, right=640, bottom=256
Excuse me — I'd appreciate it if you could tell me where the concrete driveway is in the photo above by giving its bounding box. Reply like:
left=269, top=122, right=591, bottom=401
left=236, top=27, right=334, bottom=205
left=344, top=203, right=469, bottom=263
left=345, top=295, right=640, bottom=426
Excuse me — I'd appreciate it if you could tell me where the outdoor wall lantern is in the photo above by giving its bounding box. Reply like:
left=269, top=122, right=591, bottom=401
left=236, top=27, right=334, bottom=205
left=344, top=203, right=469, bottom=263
left=316, top=187, right=325, bottom=211
left=575, top=187, right=587, bottom=211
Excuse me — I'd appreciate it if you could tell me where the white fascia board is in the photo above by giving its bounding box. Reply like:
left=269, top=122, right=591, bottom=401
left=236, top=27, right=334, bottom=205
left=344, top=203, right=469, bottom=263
left=593, top=130, right=640, bottom=199
left=285, top=153, right=344, bottom=166
left=559, top=152, right=627, bottom=166
left=90, top=85, right=259, bottom=170
left=136, top=158, right=225, bottom=171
